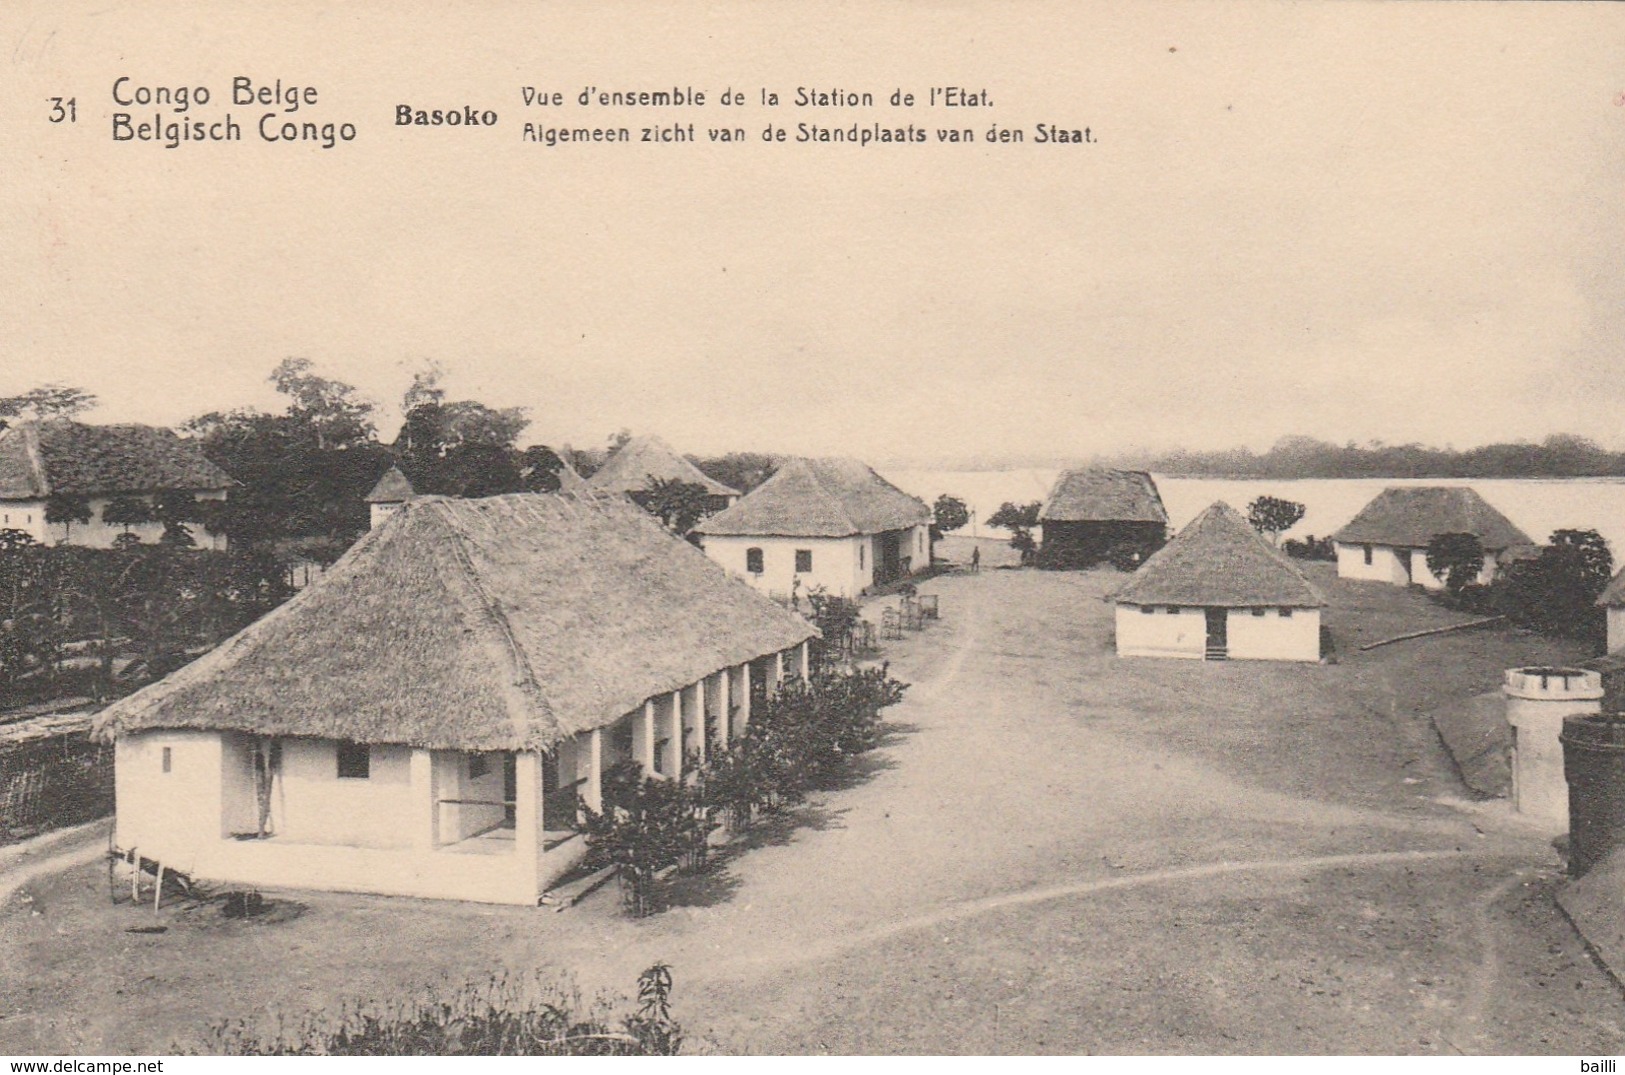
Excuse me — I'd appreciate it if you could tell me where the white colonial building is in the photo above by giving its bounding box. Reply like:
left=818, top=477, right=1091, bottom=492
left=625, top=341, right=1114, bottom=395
left=0, top=420, right=232, bottom=548
left=1331, top=486, right=1531, bottom=590
left=1114, top=501, right=1326, bottom=662
left=694, top=457, right=932, bottom=599
left=364, top=465, right=416, bottom=529
left=95, top=492, right=816, bottom=906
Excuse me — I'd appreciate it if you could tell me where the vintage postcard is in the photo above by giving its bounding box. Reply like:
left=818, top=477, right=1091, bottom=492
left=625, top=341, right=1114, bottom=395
left=3, top=0, right=1625, bottom=1060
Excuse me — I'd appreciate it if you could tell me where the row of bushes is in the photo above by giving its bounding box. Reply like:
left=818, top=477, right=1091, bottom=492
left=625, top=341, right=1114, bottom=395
left=1429, top=528, right=1612, bottom=642
left=199, top=964, right=682, bottom=1055
left=580, top=666, right=908, bottom=917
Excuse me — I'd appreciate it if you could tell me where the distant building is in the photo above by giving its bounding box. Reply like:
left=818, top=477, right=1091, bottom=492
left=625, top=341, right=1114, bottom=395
left=585, top=434, right=739, bottom=512
left=0, top=420, right=232, bottom=549
left=1331, top=486, right=1532, bottom=589
left=694, top=457, right=932, bottom=599
left=1114, top=501, right=1325, bottom=662
left=1597, top=570, right=1625, bottom=653
left=1038, top=469, right=1169, bottom=569
left=94, top=492, right=816, bottom=906
left=364, top=465, right=416, bottom=529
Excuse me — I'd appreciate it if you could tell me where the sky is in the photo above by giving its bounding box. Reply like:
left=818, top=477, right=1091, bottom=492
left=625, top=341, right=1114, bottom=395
left=4, top=2, right=1623, bottom=466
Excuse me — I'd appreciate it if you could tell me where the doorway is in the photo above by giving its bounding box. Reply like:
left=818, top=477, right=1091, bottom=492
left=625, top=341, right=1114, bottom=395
left=1204, top=608, right=1228, bottom=660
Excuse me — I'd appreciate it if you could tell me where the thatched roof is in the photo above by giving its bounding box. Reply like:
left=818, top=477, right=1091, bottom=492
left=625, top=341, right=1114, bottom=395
left=1331, top=486, right=1531, bottom=551
left=364, top=465, right=415, bottom=503
left=1041, top=469, right=1168, bottom=524
left=1115, top=501, right=1326, bottom=608
left=93, top=492, right=816, bottom=751
left=694, top=457, right=931, bottom=538
left=585, top=435, right=737, bottom=498
left=1598, top=567, right=1625, bottom=608
left=0, top=420, right=232, bottom=500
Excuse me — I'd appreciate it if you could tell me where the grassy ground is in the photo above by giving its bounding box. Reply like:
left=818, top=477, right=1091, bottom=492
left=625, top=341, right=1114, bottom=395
left=1, top=565, right=1617, bottom=1054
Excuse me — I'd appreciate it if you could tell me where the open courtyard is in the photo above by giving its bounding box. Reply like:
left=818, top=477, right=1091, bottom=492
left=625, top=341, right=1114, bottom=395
left=3, top=562, right=1623, bottom=1054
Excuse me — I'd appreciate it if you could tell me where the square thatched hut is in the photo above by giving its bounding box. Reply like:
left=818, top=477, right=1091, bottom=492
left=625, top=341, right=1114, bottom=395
left=693, top=457, right=932, bottom=599
left=93, top=492, right=816, bottom=905
left=1331, top=486, right=1531, bottom=589
left=1114, top=501, right=1325, bottom=662
left=1038, top=469, right=1169, bottom=569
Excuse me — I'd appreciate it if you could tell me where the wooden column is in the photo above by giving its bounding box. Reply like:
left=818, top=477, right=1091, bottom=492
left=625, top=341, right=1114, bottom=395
left=691, top=679, right=706, bottom=765
left=582, top=728, right=603, bottom=813
left=514, top=751, right=543, bottom=891
left=635, top=700, right=657, bottom=775
left=736, top=663, right=751, bottom=734
left=409, top=748, right=437, bottom=850
left=798, top=641, right=810, bottom=678
left=667, top=691, right=683, bottom=780
left=714, top=670, right=730, bottom=748
left=773, top=651, right=785, bottom=690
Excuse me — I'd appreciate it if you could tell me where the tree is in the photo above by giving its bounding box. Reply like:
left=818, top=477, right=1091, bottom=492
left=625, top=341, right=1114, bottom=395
left=1246, top=496, right=1306, bottom=546
left=987, top=501, right=1042, bottom=565
left=1425, top=532, right=1485, bottom=595
left=1496, top=529, right=1614, bottom=640
left=101, top=495, right=155, bottom=538
left=269, top=358, right=375, bottom=451
left=630, top=478, right=713, bottom=536
left=153, top=490, right=202, bottom=547
left=0, top=384, right=98, bottom=428
left=689, top=453, right=778, bottom=495
left=515, top=445, right=565, bottom=493
left=932, top=494, right=971, bottom=537
left=43, top=494, right=92, bottom=544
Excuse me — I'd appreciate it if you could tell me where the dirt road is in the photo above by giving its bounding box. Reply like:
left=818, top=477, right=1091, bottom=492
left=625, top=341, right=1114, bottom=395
left=4, top=568, right=1621, bottom=1054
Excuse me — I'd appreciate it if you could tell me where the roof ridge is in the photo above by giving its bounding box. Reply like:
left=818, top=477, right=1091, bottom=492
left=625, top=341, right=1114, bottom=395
left=427, top=500, right=555, bottom=747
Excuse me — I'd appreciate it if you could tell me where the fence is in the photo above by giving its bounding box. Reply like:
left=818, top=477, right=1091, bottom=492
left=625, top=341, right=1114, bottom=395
left=0, top=714, right=112, bottom=842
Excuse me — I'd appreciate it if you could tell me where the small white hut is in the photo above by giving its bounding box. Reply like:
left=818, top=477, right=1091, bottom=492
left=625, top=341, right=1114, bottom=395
left=363, top=465, right=415, bottom=529
left=1114, top=501, right=1325, bottom=662
left=94, top=492, right=816, bottom=905
left=693, top=457, right=932, bottom=599
left=1331, top=486, right=1531, bottom=589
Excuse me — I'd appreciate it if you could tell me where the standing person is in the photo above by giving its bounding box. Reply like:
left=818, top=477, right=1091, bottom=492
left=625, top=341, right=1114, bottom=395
left=970, top=545, right=981, bottom=573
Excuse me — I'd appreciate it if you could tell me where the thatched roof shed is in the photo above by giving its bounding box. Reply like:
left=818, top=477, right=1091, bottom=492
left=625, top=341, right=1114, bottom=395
left=0, top=420, right=232, bottom=500
left=94, top=492, right=816, bottom=752
left=694, top=457, right=930, bottom=538
left=585, top=435, right=737, bottom=498
left=1115, top=501, right=1326, bottom=607
left=364, top=465, right=415, bottom=503
left=1041, top=469, right=1168, bottom=524
left=1332, top=486, right=1531, bottom=551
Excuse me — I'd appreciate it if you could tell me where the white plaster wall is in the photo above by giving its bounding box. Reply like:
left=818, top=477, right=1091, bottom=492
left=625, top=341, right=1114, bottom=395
left=1114, top=605, right=1206, bottom=659
left=370, top=500, right=403, bottom=530
left=114, top=730, right=225, bottom=874
left=276, top=739, right=414, bottom=849
left=1337, top=541, right=1500, bottom=589
left=700, top=533, right=866, bottom=597
left=1226, top=608, right=1321, bottom=662
left=1608, top=607, right=1625, bottom=653
left=4, top=490, right=228, bottom=549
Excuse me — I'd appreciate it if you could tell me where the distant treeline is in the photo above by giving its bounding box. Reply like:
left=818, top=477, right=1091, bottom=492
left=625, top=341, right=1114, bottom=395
left=1103, top=434, right=1625, bottom=480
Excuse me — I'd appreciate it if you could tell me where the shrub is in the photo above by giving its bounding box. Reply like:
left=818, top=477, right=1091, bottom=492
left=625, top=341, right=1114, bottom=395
left=1425, top=532, right=1485, bottom=595
left=1282, top=534, right=1336, bottom=561
left=579, top=761, right=712, bottom=917
left=196, top=964, right=682, bottom=1055
left=1494, top=531, right=1613, bottom=641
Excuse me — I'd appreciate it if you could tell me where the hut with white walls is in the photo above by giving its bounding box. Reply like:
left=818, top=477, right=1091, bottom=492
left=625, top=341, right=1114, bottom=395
left=363, top=465, right=415, bottom=529
left=1114, top=501, right=1325, bottom=662
left=693, top=457, right=932, bottom=599
left=94, top=492, right=816, bottom=906
left=1596, top=569, right=1625, bottom=654
left=585, top=434, right=739, bottom=511
left=0, top=420, right=232, bottom=548
left=1331, top=486, right=1531, bottom=589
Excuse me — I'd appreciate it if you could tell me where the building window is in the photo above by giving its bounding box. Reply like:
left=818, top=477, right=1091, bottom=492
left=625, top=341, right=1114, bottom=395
left=1139, top=606, right=1154, bottom=615
left=1279, top=608, right=1294, bottom=618
left=859, top=545, right=865, bottom=569
left=1252, top=608, right=1267, bottom=617
left=795, top=549, right=813, bottom=573
left=1165, top=607, right=1180, bottom=615
left=1363, top=545, right=1373, bottom=565
left=161, top=747, right=172, bottom=773
left=468, top=753, right=490, bottom=779
left=336, top=741, right=371, bottom=779
left=746, top=547, right=764, bottom=574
